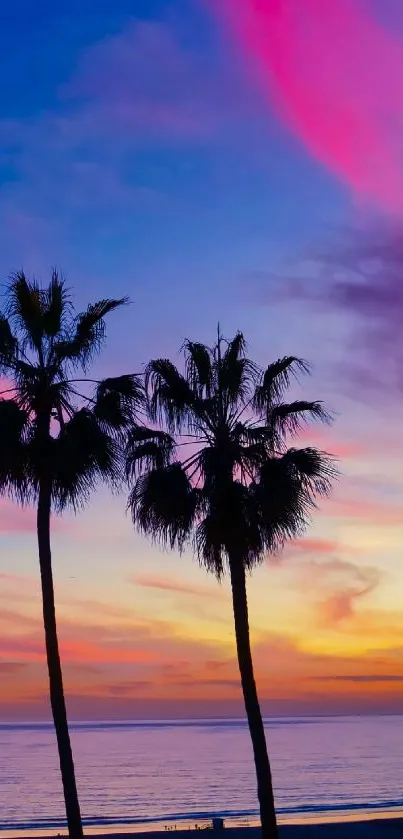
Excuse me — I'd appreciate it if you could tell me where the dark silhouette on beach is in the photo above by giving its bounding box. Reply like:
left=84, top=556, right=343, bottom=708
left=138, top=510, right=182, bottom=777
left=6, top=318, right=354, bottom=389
left=126, top=329, right=336, bottom=839
left=0, top=272, right=144, bottom=837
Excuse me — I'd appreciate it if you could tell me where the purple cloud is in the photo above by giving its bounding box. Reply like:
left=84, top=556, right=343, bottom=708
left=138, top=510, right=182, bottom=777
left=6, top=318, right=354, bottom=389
left=249, top=226, right=403, bottom=397
left=64, top=19, right=257, bottom=143
left=320, top=228, right=403, bottom=393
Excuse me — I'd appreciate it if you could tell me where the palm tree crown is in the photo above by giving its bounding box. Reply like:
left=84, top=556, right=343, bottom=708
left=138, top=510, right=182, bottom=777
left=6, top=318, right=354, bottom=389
left=127, top=330, right=336, bottom=573
left=0, top=271, right=143, bottom=506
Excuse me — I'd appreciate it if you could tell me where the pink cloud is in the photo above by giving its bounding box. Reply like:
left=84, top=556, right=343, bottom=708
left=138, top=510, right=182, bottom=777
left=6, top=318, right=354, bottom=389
left=328, top=496, right=403, bottom=526
left=306, top=557, right=380, bottom=626
left=211, top=0, right=403, bottom=212
left=0, top=499, right=67, bottom=534
left=286, top=537, right=339, bottom=556
left=296, top=425, right=366, bottom=459
left=0, top=500, right=37, bottom=534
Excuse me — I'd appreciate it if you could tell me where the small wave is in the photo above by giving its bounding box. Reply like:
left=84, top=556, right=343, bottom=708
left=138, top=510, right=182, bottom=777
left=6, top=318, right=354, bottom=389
left=0, top=717, right=335, bottom=735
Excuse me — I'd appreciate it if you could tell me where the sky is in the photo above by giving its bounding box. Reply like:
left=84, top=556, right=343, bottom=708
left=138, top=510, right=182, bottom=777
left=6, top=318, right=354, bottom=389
left=2, top=0, right=403, bottom=719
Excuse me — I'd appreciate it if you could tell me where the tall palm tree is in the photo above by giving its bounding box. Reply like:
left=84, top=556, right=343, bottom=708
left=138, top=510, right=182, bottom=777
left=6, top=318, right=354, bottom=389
left=126, top=330, right=336, bottom=839
left=0, top=271, right=143, bottom=838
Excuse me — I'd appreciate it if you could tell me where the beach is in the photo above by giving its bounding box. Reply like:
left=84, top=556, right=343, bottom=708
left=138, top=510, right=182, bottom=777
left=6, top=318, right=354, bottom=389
left=11, top=824, right=401, bottom=839
left=86, top=824, right=403, bottom=838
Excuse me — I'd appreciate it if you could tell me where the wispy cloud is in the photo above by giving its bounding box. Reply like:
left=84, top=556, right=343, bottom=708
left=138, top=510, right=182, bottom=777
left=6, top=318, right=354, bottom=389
left=64, top=19, right=254, bottom=144
left=299, top=557, right=381, bottom=627
left=107, top=681, right=154, bottom=696
left=0, top=662, right=27, bottom=674
left=247, top=226, right=403, bottom=398
left=0, top=608, right=40, bottom=629
left=313, top=673, right=403, bottom=683
left=131, top=573, right=224, bottom=599
left=321, top=230, right=403, bottom=394
left=286, top=538, right=342, bottom=557
left=329, top=496, right=403, bottom=526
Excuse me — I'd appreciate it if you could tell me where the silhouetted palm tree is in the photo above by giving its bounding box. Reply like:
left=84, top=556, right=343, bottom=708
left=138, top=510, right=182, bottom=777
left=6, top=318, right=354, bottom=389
left=0, top=272, right=143, bottom=838
left=126, top=330, right=336, bottom=839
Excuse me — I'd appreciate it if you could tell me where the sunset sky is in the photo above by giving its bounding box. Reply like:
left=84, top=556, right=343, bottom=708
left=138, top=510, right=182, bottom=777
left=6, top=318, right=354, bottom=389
left=2, top=0, right=403, bottom=720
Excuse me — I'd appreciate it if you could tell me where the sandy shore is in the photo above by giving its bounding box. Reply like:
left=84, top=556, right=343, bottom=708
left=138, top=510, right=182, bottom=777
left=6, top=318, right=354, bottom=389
left=6, top=821, right=403, bottom=839
left=78, top=822, right=403, bottom=838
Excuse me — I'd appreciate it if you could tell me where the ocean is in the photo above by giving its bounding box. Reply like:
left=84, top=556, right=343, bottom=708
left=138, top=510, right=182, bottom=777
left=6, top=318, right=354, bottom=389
left=1, top=716, right=403, bottom=836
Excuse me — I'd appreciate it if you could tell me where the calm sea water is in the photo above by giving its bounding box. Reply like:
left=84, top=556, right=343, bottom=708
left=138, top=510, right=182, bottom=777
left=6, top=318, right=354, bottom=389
left=1, top=716, right=403, bottom=835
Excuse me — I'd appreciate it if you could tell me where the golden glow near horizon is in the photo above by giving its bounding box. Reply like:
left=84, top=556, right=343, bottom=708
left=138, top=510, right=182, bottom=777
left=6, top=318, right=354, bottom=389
left=2, top=419, right=403, bottom=719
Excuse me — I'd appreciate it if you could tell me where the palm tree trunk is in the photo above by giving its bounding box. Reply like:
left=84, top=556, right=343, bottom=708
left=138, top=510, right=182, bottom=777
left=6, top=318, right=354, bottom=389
left=229, top=558, right=278, bottom=839
left=37, top=477, right=83, bottom=838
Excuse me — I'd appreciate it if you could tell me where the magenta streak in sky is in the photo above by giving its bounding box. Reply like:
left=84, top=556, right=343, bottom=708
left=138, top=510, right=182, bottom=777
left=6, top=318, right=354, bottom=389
left=210, top=0, right=403, bottom=213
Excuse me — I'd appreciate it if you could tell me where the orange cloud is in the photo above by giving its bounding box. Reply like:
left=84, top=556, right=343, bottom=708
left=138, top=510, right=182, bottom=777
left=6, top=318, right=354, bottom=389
left=3, top=612, right=403, bottom=716
left=1, top=562, right=402, bottom=717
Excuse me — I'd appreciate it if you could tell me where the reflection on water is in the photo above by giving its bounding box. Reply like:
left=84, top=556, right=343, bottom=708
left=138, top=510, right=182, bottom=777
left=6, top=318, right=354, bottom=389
left=1, top=716, right=403, bottom=836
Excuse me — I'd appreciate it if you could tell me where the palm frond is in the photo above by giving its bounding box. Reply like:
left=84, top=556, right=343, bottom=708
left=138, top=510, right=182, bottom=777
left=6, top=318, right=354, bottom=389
left=0, top=399, right=30, bottom=500
left=221, top=331, right=247, bottom=363
left=269, top=401, right=332, bottom=444
left=283, top=447, right=338, bottom=496
left=220, top=358, right=257, bottom=411
left=51, top=409, right=122, bottom=510
left=97, top=374, right=144, bottom=403
left=54, top=297, right=128, bottom=367
left=194, top=513, right=225, bottom=578
left=253, top=457, right=307, bottom=551
left=0, top=315, right=17, bottom=370
left=0, top=398, right=28, bottom=437
left=254, top=447, right=337, bottom=554
left=183, top=341, right=213, bottom=397
left=218, top=331, right=258, bottom=409
left=6, top=272, right=44, bottom=354
left=254, top=357, right=311, bottom=411
left=94, top=374, right=145, bottom=432
left=42, top=270, right=71, bottom=338
left=194, top=482, right=263, bottom=576
left=129, top=463, right=199, bottom=550
left=146, top=358, right=197, bottom=432
left=126, top=426, right=175, bottom=478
